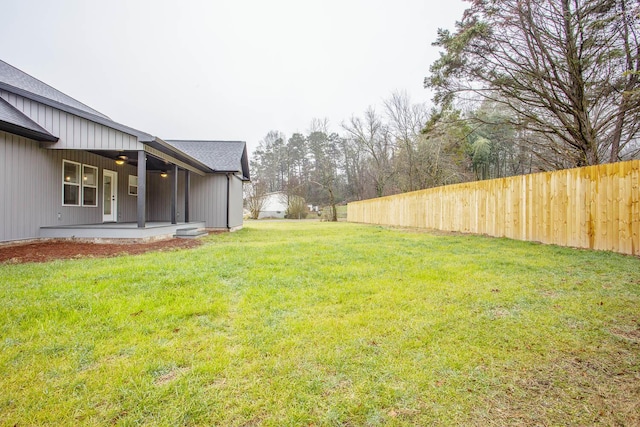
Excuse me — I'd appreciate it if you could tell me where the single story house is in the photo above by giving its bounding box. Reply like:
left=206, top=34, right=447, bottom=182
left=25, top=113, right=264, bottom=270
left=0, top=59, right=250, bottom=242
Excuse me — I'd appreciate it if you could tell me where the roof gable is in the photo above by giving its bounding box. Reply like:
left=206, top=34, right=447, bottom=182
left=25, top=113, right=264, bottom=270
left=0, top=60, right=110, bottom=120
left=0, top=60, right=248, bottom=176
left=0, top=60, right=155, bottom=142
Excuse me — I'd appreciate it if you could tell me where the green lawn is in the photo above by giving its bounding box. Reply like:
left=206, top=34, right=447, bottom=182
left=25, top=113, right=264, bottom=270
left=1, top=222, right=639, bottom=426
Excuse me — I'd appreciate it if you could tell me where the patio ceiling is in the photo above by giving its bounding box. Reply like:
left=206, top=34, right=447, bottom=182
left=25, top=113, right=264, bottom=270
left=88, top=150, right=168, bottom=171
left=88, top=149, right=206, bottom=175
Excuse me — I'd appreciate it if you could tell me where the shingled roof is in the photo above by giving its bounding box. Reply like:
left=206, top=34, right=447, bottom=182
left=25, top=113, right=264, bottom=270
left=165, top=140, right=250, bottom=180
left=0, top=60, right=110, bottom=120
left=0, top=59, right=155, bottom=142
left=0, top=60, right=248, bottom=178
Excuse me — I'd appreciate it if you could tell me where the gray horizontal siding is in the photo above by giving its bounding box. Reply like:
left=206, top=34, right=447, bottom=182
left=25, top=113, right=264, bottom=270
left=0, top=90, right=142, bottom=151
left=0, top=130, right=139, bottom=241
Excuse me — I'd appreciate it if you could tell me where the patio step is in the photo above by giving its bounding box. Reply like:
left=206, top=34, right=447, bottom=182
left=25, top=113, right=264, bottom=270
left=175, top=227, right=208, bottom=239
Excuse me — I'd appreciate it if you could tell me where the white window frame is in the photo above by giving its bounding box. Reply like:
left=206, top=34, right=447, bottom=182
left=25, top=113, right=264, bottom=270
left=62, top=160, right=81, bottom=206
left=82, top=165, right=99, bottom=207
left=128, top=175, right=138, bottom=196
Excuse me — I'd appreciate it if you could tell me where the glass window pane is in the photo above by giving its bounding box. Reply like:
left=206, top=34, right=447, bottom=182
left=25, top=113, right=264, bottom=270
left=83, top=166, right=97, bottom=186
left=128, top=175, right=138, bottom=195
left=64, top=162, right=79, bottom=184
left=64, top=184, right=79, bottom=205
left=83, top=187, right=97, bottom=206
left=103, top=176, right=112, bottom=215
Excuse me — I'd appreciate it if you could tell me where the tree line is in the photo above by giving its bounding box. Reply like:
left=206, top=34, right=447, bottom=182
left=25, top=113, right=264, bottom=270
left=247, top=0, right=639, bottom=219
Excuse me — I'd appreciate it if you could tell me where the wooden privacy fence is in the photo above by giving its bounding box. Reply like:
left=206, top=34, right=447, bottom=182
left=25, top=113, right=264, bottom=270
left=347, top=160, right=640, bottom=256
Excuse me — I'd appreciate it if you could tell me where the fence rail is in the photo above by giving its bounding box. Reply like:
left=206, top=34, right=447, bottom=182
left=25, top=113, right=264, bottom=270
left=347, top=160, right=640, bottom=256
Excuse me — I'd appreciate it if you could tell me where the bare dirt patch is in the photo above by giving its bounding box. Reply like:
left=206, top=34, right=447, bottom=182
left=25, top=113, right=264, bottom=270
left=0, top=238, right=205, bottom=264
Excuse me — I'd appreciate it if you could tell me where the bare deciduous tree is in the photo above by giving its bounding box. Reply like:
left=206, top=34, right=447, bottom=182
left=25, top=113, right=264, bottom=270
left=426, top=0, right=640, bottom=167
left=384, top=91, right=430, bottom=191
left=243, top=181, right=268, bottom=220
left=342, top=108, right=395, bottom=197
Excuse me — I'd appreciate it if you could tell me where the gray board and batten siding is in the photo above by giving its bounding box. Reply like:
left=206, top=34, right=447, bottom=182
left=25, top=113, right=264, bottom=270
left=190, top=172, right=245, bottom=230
left=0, top=130, right=245, bottom=242
left=0, top=90, right=142, bottom=151
left=0, top=59, right=249, bottom=242
left=0, top=130, right=139, bottom=241
left=227, top=174, right=245, bottom=229
left=0, top=59, right=110, bottom=120
left=164, top=140, right=250, bottom=230
left=0, top=97, right=57, bottom=141
left=146, top=170, right=245, bottom=230
left=164, top=140, right=249, bottom=230
left=0, top=133, right=250, bottom=241
left=0, top=60, right=154, bottom=143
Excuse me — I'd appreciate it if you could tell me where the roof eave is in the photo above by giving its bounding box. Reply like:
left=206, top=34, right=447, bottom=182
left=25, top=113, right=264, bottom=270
left=240, top=143, right=251, bottom=181
left=0, top=120, right=59, bottom=142
left=0, top=82, right=111, bottom=121
left=218, top=170, right=250, bottom=181
left=0, top=82, right=155, bottom=142
left=150, top=137, right=216, bottom=173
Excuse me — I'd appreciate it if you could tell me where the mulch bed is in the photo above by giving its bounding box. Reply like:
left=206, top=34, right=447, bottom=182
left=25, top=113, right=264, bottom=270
left=0, top=238, right=204, bottom=264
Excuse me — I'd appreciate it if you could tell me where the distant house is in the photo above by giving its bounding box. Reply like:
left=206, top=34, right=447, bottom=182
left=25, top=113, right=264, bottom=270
left=258, top=192, right=288, bottom=219
left=0, top=59, right=250, bottom=242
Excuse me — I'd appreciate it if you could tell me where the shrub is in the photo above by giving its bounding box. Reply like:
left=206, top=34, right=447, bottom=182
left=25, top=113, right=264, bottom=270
left=286, top=195, right=308, bottom=219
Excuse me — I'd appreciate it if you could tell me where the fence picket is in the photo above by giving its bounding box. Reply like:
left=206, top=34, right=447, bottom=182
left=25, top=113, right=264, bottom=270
left=347, top=160, right=640, bottom=256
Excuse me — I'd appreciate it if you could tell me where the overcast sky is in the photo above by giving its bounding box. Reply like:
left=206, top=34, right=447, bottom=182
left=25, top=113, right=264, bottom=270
left=1, top=0, right=467, bottom=154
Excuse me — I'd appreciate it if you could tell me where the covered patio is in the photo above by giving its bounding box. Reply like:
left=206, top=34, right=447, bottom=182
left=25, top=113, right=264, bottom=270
left=90, top=140, right=213, bottom=229
left=0, top=59, right=249, bottom=244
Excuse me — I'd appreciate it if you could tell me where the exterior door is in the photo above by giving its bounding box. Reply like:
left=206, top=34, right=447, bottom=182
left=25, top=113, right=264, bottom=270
left=103, top=170, right=118, bottom=222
